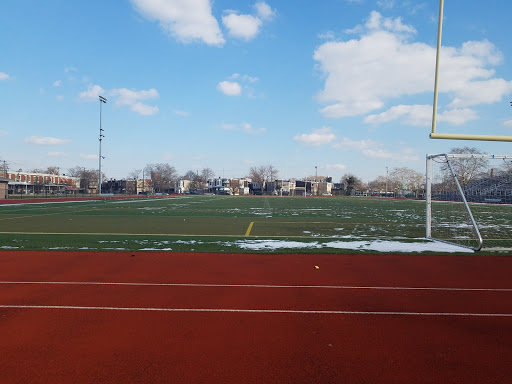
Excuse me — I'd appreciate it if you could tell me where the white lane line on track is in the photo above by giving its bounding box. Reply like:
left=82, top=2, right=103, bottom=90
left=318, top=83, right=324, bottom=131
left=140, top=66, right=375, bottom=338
left=0, top=281, right=511, bottom=292
left=1, top=305, right=511, bottom=317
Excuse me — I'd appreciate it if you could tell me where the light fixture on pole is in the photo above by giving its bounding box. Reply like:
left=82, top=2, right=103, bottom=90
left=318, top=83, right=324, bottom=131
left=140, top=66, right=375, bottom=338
left=98, top=95, right=107, bottom=195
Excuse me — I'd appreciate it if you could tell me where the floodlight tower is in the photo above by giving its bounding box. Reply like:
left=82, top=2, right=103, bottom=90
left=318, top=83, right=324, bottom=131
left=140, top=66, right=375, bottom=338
left=98, top=95, right=107, bottom=195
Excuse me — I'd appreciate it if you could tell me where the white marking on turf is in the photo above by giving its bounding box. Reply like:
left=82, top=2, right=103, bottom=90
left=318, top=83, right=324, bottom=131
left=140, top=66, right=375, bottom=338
left=0, top=305, right=511, bottom=317
left=0, top=281, right=510, bottom=292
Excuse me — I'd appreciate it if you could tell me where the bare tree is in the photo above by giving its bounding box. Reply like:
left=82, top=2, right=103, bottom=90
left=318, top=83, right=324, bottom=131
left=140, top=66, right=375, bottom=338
left=266, top=165, right=279, bottom=182
left=248, top=166, right=265, bottom=193
left=67, top=166, right=105, bottom=193
left=127, top=169, right=141, bottom=194
left=46, top=166, right=60, bottom=175
left=200, top=168, right=215, bottom=183
left=145, top=163, right=178, bottom=193
left=128, top=169, right=142, bottom=180
left=444, top=147, right=489, bottom=187
left=30, top=166, right=60, bottom=175
left=340, top=173, right=365, bottom=196
left=67, top=166, right=84, bottom=177
left=388, top=167, right=423, bottom=197
left=248, top=164, right=278, bottom=193
left=183, top=170, right=197, bottom=180
left=368, top=176, right=387, bottom=193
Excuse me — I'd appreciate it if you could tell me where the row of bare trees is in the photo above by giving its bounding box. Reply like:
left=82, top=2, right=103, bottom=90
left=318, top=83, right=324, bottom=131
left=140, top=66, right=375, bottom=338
left=24, top=147, right=500, bottom=196
left=248, top=165, right=279, bottom=190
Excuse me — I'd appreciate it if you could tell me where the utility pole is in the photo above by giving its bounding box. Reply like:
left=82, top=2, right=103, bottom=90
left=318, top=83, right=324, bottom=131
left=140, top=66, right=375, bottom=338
left=98, top=95, right=107, bottom=195
left=1, top=160, right=7, bottom=178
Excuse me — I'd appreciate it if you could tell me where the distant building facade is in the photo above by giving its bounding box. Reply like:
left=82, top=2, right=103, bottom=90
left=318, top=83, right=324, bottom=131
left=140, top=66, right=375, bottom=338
left=3, top=170, right=80, bottom=195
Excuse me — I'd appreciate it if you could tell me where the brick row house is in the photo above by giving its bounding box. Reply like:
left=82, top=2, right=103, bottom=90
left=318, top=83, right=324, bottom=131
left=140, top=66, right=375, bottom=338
left=2, top=170, right=80, bottom=196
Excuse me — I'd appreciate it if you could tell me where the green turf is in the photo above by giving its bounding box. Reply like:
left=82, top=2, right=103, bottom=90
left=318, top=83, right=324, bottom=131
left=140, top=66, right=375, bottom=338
left=0, top=195, right=510, bottom=254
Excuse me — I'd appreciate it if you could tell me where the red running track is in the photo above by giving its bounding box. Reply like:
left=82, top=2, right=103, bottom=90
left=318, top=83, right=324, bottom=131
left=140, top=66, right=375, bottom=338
left=0, top=251, right=511, bottom=383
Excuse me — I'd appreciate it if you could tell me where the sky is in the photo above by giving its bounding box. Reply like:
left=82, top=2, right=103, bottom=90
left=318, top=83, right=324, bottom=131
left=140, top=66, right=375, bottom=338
left=1, top=0, right=512, bottom=182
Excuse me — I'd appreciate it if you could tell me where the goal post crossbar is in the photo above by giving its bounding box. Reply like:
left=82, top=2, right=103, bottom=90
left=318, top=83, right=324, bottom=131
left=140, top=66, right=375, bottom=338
left=427, top=154, right=512, bottom=160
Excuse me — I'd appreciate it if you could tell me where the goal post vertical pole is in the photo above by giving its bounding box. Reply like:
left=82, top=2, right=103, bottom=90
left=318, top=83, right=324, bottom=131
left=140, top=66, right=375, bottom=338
left=431, top=0, right=444, bottom=137
left=426, top=155, right=433, bottom=238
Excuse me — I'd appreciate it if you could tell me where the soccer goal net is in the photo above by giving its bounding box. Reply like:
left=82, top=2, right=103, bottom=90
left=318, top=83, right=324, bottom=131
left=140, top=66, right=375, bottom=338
left=426, top=154, right=512, bottom=251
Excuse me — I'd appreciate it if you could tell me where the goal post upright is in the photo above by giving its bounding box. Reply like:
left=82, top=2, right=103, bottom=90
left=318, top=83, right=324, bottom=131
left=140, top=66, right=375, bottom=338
left=426, top=154, right=433, bottom=238
left=429, top=0, right=512, bottom=142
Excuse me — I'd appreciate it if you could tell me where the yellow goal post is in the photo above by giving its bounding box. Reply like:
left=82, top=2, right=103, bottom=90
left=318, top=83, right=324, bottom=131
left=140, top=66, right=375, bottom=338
left=430, top=0, right=512, bottom=142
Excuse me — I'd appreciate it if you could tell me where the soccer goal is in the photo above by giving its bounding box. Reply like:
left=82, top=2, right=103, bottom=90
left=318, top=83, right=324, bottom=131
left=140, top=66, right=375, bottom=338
left=426, top=154, right=512, bottom=251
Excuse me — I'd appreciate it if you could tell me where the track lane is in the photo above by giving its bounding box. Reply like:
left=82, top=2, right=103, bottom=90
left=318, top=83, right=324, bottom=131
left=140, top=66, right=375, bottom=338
left=1, top=250, right=512, bottom=384
left=1, top=282, right=512, bottom=315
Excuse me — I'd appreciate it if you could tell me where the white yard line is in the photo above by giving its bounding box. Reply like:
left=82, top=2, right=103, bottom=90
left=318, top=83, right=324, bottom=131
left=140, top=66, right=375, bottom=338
left=0, top=281, right=510, bottom=291
left=0, top=304, right=511, bottom=317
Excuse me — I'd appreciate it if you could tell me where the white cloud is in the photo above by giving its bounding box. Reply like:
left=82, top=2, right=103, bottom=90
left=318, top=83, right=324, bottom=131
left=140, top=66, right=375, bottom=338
left=221, top=122, right=266, bottom=135
left=362, top=148, right=394, bottom=159
left=504, top=120, right=512, bottom=128
left=333, top=137, right=381, bottom=150
left=364, top=105, right=432, bottom=126
left=222, top=13, right=262, bottom=40
left=314, top=11, right=512, bottom=119
left=131, top=102, right=159, bottom=115
left=323, top=164, right=348, bottom=171
left=362, top=148, right=419, bottom=162
left=47, top=152, right=68, bottom=157
left=0, top=130, right=7, bottom=136
left=448, top=79, right=512, bottom=108
left=364, top=10, right=416, bottom=34
left=222, top=2, right=275, bottom=41
left=217, top=81, right=242, bottom=96
left=254, top=2, right=276, bottom=21
left=25, top=136, right=70, bottom=146
left=230, top=73, right=258, bottom=83
left=377, top=0, right=395, bottom=9
left=53, top=80, right=62, bottom=87
left=364, top=104, right=478, bottom=126
left=293, top=127, right=336, bottom=146
left=0, top=72, right=10, bottom=80
left=438, top=108, right=478, bottom=125
left=221, top=123, right=237, bottom=130
left=109, top=88, right=159, bottom=115
left=332, top=136, right=419, bottom=162
left=79, top=84, right=105, bottom=102
left=110, top=88, right=158, bottom=106
left=173, top=109, right=190, bottom=117
left=56, top=95, right=64, bottom=101
left=241, top=122, right=266, bottom=134
left=318, top=31, right=336, bottom=40
left=131, top=0, right=225, bottom=46
left=80, top=154, right=98, bottom=160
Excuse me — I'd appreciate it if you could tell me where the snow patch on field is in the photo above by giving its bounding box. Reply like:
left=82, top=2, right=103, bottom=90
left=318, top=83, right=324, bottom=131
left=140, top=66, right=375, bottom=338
left=233, top=239, right=471, bottom=253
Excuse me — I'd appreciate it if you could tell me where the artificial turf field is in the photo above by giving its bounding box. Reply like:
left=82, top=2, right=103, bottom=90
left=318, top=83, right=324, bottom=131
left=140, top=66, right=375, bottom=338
left=2, top=196, right=512, bottom=383
left=0, top=195, right=511, bottom=253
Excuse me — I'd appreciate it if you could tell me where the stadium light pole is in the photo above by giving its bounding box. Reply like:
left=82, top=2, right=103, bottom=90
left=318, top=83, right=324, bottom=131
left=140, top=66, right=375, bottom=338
left=98, top=95, right=107, bottom=195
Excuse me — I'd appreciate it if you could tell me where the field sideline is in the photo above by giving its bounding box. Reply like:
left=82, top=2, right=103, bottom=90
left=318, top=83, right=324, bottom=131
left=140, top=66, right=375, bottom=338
left=0, top=194, right=511, bottom=254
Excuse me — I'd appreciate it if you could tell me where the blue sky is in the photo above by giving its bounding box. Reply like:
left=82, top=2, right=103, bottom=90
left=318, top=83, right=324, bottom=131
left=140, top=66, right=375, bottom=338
left=1, top=0, right=512, bottom=182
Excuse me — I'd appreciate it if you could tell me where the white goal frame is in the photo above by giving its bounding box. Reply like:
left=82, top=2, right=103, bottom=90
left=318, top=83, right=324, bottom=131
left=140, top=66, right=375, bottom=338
left=426, top=154, right=512, bottom=251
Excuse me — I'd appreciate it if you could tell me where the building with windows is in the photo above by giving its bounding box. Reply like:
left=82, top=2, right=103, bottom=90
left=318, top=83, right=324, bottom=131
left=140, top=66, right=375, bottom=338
left=0, top=177, right=8, bottom=199
left=3, top=170, right=80, bottom=195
